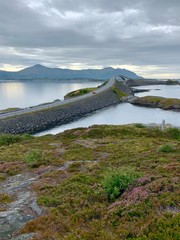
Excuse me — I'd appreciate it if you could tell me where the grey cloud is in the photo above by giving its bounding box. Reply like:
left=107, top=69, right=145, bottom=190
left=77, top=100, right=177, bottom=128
left=0, top=0, right=179, bottom=77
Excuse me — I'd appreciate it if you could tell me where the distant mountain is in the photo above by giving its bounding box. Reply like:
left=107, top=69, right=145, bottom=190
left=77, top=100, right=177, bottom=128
left=0, top=64, right=142, bottom=80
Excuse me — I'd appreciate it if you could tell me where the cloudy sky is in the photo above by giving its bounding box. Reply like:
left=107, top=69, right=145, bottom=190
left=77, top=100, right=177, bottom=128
left=0, top=0, right=179, bottom=78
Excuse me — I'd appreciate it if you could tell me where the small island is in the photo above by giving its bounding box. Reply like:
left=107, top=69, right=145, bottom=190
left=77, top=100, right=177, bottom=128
left=131, top=96, right=180, bottom=111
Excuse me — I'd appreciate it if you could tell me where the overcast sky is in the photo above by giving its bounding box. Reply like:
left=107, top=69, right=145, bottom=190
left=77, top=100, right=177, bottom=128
left=0, top=0, right=179, bottom=78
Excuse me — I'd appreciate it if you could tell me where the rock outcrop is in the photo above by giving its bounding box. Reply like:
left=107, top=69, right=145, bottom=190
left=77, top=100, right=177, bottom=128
left=130, top=96, right=180, bottom=111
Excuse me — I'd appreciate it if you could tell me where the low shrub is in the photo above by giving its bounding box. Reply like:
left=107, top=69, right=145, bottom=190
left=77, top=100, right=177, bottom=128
left=24, top=149, right=45, bottom=168
left=0, top=193, right=12, bottom=203
left=135, top=123, right=146, bottom=128
left=0, top=134, right=32, bottom=146
left=64, top=87, right=96, bottom=99
left=111, top=86, right=128, bottom=98
left=158, top=144, right=175, bottom=153
left=102, top=167, right=140, bottom=202
left=165, top=128, right=180, bottom=140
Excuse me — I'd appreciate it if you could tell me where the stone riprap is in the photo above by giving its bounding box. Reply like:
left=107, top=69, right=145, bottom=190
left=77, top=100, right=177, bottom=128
left=0, top=79, right=132, bottom=134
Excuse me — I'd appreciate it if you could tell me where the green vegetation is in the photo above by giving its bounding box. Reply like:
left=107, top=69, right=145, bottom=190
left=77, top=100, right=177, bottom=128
left=0, top=108, right=20, bottom=114
left=158, top=144, right=175, bottom=153
left=102, top=167, right=140, bottom=201
left=0, top=193, right=12, bottom=204
left=24, top=149, right=47, bottom=168
left=64, top=87, right=97, bottom=99
left=166, top=127, right=180, bottom=140
left=64, top=81, right=108, bottom=99
left=0, top=133, right=32, bottom=146
left=0, top=125, right=179, bottom=239
left=134, top=123, right=146, bottom=128
left=133, top=96, right=180, bottom=110
left=100, top=80, right=108, bottom=87
left=165, top=79, right=179, bottom=85
left=111, top=85, right=128, bottom=98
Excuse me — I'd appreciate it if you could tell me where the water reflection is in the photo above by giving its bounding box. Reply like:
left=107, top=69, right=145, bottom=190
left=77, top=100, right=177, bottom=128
left=1, top=82, right=25, bottom=100
left=0, top=80, right=102, bottom=110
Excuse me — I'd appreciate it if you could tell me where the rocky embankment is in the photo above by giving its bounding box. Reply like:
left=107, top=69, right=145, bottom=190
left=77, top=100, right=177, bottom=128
left=130, top=96, right=180, bottom=111
left=0, top=79, right=132, bottom=134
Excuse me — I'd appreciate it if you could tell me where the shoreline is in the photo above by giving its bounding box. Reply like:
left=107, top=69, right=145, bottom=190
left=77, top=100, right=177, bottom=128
left=0, top=79, right=179, bottom=135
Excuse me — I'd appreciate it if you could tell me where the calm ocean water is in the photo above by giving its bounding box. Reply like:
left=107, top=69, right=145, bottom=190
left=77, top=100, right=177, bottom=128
left=134, top=84, right=180, bottom=98
left=0, top=80, right=103, bottom=110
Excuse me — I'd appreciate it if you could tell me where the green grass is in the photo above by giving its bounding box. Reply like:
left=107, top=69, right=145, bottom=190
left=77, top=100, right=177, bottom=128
left=165, top=128, right=180, bottom=140
left=0, top=193, right=12, bottom=204
left=0, top=107, right=20, bottom=114
left=0, top=133, right=32, bottom=146
left=24, top=149, right=47, bottom=168
left=64, top=87, right=97, bottom=99
left=133, top=96, right=180, bottom=110
left=111, top=86, right=128, bottom=99
left=134, top=123, right=146, bottom=128
left=158, top=144, right=175, bottom=153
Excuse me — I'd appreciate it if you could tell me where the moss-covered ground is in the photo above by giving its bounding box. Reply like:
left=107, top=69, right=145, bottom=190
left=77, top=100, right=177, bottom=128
left=0, top=125, right=179, bottom=239
left=64, top=81, right=108, bottom=99
left=64, top=87, right=97, bottom=99
left=0, top=107, right=21, bottom=114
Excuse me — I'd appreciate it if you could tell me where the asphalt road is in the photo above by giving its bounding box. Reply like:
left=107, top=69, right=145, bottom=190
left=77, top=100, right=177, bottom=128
left=0, top=78, right=115, bottom=120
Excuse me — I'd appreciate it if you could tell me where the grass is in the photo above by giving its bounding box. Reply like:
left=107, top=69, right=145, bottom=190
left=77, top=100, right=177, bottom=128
left=0, top=193, right=12, bottom=204
left=133, top=96, right=180, bottom=110
left=165, top=127, right=180, bottom=140
left=24, top=149, right=47, bottom=168
left=0, top=107, right=20, bottom=114
left=64, top=81, right=108, bottom=99
left=134, top=123, right=146, bottom=128
left=0, top=125, right=179, bottom=239
left=0, top=133, right=32, bottom=146
left=64, top=87, right=97, bottom=99
left=158, top=144, right=175, bottom=153
left=111, top=86, right=128, bottom=99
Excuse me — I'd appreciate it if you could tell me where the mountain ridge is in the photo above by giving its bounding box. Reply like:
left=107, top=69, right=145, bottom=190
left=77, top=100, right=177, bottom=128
left=0, top=64, right=142, bottom=80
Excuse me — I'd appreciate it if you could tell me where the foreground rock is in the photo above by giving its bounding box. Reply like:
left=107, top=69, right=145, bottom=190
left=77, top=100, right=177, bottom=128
left=0, top=173, right=42, bottom=239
